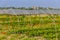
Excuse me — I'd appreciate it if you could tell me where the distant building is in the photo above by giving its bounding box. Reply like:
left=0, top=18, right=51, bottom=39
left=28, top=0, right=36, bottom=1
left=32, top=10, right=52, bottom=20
left=32, top=6, right=39, bottom=10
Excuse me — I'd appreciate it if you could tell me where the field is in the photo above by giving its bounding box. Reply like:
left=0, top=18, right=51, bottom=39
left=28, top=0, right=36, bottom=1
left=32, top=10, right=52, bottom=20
left=0, top=14, right=60, bottom=40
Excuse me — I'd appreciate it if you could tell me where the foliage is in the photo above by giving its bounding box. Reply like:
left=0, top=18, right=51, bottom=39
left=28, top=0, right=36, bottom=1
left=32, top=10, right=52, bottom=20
left=0, top=14, right=60, bottom=40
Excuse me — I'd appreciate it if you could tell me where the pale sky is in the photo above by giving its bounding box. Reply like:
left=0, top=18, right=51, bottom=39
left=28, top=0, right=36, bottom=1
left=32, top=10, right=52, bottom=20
left=0, top=0, right=60, bottom=8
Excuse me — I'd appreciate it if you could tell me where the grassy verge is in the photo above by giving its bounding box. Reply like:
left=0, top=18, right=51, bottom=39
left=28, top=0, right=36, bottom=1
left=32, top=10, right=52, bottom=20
left=0, top=14, right=60, bottom=40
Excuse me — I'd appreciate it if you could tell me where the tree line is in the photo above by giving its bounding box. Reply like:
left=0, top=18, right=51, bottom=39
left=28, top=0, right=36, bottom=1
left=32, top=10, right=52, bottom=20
left=0, top=7, right=57, bottom=10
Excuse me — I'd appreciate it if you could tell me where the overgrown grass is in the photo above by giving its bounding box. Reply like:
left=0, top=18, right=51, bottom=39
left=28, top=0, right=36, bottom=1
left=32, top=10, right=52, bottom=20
left=0, top=14, right=60, bottom=40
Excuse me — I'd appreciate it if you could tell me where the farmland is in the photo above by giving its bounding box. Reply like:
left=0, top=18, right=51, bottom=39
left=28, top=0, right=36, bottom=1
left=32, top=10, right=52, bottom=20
left=0, top=14, right=60, bottom=40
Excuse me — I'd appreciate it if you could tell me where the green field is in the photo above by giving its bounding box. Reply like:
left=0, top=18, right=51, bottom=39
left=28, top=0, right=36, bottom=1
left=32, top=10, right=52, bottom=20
left=0, top=14, right=60, bottom=40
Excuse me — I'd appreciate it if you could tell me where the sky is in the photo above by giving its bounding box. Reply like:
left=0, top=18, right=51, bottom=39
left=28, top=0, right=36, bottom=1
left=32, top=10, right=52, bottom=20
left=0, top=0, right=60, bottom=8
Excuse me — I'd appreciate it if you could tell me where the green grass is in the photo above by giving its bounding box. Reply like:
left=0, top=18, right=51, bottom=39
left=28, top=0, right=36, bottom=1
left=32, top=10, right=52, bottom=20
left=0, top=14, right=60, bottom=40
